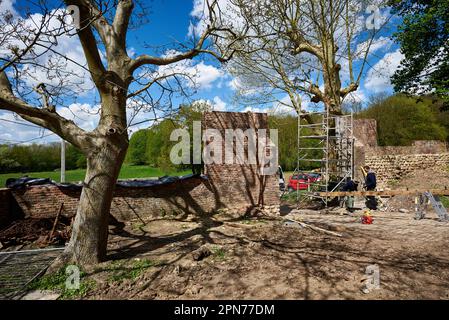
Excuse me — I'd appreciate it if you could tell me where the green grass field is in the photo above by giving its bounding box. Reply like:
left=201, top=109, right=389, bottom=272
left=0, top=165, right=191, bottom=188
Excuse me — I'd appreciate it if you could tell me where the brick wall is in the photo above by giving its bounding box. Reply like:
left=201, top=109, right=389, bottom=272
left=354, top=119, right=448, bottom=156
left=203, top=111, right=279, bottom=214
left=365, top=141, right=448, bottom=157
left=366, top=153, right=449, bottom=188
left=7, top=176, right=217, bottom=221
left=353, top=118, right=449, bottom=186
left=354, top=119, right=378, bottom=148
left=0, top=111, right=280, bottom=226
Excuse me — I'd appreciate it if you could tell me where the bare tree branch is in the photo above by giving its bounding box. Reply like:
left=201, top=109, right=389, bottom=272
left=0, top=71, right=90, bottom=150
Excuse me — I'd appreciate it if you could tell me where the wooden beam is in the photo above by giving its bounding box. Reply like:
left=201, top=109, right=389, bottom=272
left=313, top=189, right=449, bottom=197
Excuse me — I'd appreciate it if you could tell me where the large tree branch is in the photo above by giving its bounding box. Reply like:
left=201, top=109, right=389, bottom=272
left=65, top=1, right=131, bottom=72
left=286, top=27, right=324, bottom=61
left=113, top=0, right=134, bottom=48
left=0, top=72, right=91, bottom=151
left=67, top=0, right=113, bottom=47
left=63, top=0, right=107, bottom=88
left=308, top=83, right=325, bottom=103
left=128, top=28, right=213, bottom=73
left=340, top=82, right=358, bottom=99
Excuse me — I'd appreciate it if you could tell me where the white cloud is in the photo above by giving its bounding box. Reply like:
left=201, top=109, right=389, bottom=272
left=189, top=0, right=246, bottom=38
left=212, top=96, right=227, bottom=111
left=195, top=62, right=223, bottom=89
left=355, top=37, right=394, bottom=59
left=0, top=0, right=17, bottom=16
left=57, top=103, right=100, bottom=131
left=242, top=106, right=269, bottom=113
left=189, top=96, right=228, bottom=112
left=271, top=95, right=296, bottom=115
left=347, top=90, right=367, bottom=104
left=364, top=49, right=404, bottom=93
left=228, top=77, right=241, bottom=90
left=155, top=51, right=224, bottom=90
left=1, top=8, right=93, bottom=95
left=0, top=111, right=59, bottom=144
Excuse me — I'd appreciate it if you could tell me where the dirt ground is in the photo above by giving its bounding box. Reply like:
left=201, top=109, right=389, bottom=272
left=79, top=204, right=449, bottom=300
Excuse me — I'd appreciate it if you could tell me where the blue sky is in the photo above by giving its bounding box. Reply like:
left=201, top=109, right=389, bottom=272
left=0, top=0, right=404, bottom=145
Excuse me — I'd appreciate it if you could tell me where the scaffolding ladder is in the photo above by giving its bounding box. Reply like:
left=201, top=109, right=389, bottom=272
left=294, top=109, right=355, bottom=207
left=415, top=192, right=449, bottom=221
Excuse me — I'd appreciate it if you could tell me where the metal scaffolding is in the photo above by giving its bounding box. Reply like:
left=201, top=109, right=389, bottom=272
left=294, top=109, right=354, bottom=206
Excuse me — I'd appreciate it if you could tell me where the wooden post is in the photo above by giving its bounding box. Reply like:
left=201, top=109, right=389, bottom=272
left=48, top=203, right=64, bottom=243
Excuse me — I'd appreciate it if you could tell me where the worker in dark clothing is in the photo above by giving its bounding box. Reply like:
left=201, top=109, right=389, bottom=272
left=341, top=178, right=359, bottom=212
left=363, top=166, right=377, bottom=210
left=364, top=166, right=377, bottom=191
left=341, top=178, right=358, bottom=192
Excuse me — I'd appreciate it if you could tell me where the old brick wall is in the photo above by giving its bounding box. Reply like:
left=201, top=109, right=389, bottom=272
left=0, top=111, right=280, bottom=225
left=203, top=111, right=280, bottom=215
left=353, top=119, right=449, bottom=187
left=7, top=176, right=218, bottom=221
left=354, top=119, right=378, bottom=148
left=365, top=141, right=448, bottom=157
left=366, top=154, right=449, bottom=188
left=354, top=119, right=448, bottom=156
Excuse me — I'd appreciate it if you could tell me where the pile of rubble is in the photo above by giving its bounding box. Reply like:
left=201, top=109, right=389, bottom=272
left=0, top=216, right=71, bottom=250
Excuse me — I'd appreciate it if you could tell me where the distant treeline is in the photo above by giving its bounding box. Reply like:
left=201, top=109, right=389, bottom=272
left=1, top=94, right=448, bottom=174
left=355, top=94, right=449, bottom=146
left=0, top=143, right=86, bottom=173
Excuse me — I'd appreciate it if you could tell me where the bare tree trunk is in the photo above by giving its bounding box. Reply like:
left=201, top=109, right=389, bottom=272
left=62, top=125, right=128, bottom=265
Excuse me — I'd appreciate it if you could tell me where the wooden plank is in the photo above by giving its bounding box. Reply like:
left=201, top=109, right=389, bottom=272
left=313, top=189, right=449, bottom=197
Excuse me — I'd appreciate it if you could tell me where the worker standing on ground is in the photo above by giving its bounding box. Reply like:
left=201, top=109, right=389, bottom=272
left=341, top=178, right=359, bottom=212
left=364, top=166, right=377, bottom=210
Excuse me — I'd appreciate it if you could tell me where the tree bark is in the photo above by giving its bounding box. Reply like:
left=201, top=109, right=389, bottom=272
left=62, top=118, right=128, bottom=265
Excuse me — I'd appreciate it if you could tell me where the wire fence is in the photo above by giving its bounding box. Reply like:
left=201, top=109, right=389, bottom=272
left=0, top=247, right=64, bottom=300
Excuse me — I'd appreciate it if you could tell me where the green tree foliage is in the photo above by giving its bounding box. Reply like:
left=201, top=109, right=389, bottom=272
left=269, top=114, right=322, bottom=171
left=0, top=143, right=86, bottom=173
left=176, top=102, right=209, bottom=174
left=357, top=94, right=447, bottom=146
left=269, top=115, right=297, bottom=171
left=390, top=0, right=449, bottom=104
left=146, top=120, right=180, bottom=173
left=125, top=129, right=149, bottom=165
left=66, top=144, right=87, bottom=170
left=125, top=102, right=209, bottom=173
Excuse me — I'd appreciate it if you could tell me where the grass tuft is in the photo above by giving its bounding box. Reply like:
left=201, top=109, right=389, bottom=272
left=211, top=246, right=226, bottom=261
left=27, top=265, right=96, bottom=300
left=106, top=258, right=156, bottom=283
